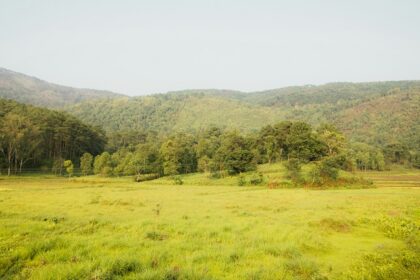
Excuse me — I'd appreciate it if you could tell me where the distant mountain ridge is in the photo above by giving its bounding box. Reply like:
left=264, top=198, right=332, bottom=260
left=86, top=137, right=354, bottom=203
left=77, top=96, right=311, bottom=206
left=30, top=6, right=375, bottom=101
left=0, top=67, right=124, bottom=108
left=0, top=67, right=419, bottom=150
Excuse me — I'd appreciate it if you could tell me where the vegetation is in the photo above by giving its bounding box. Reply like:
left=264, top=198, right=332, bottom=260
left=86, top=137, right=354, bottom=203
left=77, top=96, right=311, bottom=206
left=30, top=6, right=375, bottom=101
left=0, top=69, right=419, bottom=279
left=64, top=81, right=420, bottom=155
left=0, top=99, right=106, bottom=175
left=2, top=70, right=419, bottom=171
left=0, top=68, right=123, bottom=108
left=0, top=172, right=418, bottom=279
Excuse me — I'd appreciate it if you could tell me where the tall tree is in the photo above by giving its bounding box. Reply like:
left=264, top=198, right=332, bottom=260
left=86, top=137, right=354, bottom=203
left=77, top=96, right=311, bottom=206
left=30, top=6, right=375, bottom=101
left=80, top=152, right=94, bottom=176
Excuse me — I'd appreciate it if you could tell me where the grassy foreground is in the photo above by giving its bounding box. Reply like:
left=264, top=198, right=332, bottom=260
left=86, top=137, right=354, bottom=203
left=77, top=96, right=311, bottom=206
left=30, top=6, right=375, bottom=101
left=0, top=170, right=419, bottom=279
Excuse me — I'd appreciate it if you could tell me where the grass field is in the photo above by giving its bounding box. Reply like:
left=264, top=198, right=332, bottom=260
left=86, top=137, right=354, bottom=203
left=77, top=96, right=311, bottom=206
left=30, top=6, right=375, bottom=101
left=0, top=166, right=419, bottom=279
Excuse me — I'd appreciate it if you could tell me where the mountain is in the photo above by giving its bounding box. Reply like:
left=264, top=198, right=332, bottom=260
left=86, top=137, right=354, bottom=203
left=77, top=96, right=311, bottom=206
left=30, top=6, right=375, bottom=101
left=0, top=67, right=418, bottom=150
left=67, top=92, right=284, bottom=133
left=0, top=67, right=124, bottom=108
left=66, top=82, right=420, bottom=150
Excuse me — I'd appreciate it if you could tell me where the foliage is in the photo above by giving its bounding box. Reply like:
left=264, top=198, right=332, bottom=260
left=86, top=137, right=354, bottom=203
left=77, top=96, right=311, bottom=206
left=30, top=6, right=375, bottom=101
left=133, top=173, right=160, bottom=182
left=212, top=132, right=256, bottom=175
left=63, top=160, right=74, bottom=177
left=348, top=142, right=385, bottom=171
left=172, top=176, right=184, bottom=185
left=80, top=153, right=93, bottom=176
left=160, top=133, right=197, bottom=176
left=93, top=152, right=112, bottom=176
left=309, top=157, right=341, bottom=185
left=284, top=159, right=304, bottom=185
left=0, top=99, right=105, bottom=175
left=0, top=67, right=122, bottom=108
left=62, top=81, right=420, bottom=160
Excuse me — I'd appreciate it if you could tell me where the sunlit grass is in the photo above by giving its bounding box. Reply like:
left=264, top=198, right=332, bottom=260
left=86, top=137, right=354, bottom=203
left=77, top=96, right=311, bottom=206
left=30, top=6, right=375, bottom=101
left=0, top=168, right=419, bottom=279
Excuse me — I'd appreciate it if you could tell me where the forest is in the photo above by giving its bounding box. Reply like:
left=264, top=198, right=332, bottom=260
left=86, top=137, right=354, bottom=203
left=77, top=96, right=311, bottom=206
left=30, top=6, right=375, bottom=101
left=1, top=97, right=418, bottom=182
left=0, top=99, right=105, bottom=175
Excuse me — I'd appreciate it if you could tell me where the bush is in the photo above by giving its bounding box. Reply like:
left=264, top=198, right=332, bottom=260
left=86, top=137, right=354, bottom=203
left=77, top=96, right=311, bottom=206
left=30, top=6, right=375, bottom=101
left=284, top=159, right=304, bottom=185
left=236, top=172, right=265, bottom=186
left=101, top=166, right=113, bottom=177
left=209, top=170, right=228, bottom=179
left=309, top=157, right=339, bottom=185
left=319, top=159, right=339, bottom=180
left=173, top=176, right=183, bottom=185
left=249, top=172, right=264, bottom=185
left=133, top=173, right=160, bottom=182
left=237, top=174, right=246, bottom=186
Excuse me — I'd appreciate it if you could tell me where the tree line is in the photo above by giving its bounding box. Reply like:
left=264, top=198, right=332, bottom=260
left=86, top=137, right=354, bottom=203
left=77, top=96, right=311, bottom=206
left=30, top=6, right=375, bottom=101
left=1, top=98, right=418, bottom=177
left=69, top=121, right=419, bottom=181
left=0, top=99, right=105, bottom=175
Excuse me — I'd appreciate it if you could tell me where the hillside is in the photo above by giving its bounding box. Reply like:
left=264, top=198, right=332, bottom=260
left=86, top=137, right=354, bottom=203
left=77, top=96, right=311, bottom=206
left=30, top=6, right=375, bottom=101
left=0, top=98, right=105, bottom=173
left=240, top=81, right=420, bottom=106
left=0, top=68, right=124, bottom=108
left=67, top=93, right=284, bottom=133
left=1, top=68, right=418, bottom=150
left=66, top=82, right=420, bottom=150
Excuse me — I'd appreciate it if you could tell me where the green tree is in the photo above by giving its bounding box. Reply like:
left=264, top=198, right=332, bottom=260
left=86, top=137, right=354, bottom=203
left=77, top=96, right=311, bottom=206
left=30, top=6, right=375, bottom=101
left=198, top=155, right=212, bottom=173
left=93, top=152, right=112, bottom=176
left=63, top=160, right=74, bottom=177
left=317, top=124, right=345, bottom=156
left=383, top=143, right=409, bottom=165
left=0, top=113, right=41, bottom=175
left=80, top=153, right=94, bottom=176
left=286, top=122, right=325, bottom=161
left=213, top=132, right=256, bottom=175
left=130, top=143, right=162, bottom=175
left=283, top=158, right=303, bottom=185
left=160, top=140, right=179, bottom=176
left=160, top=134, right=197, bottom=176
left=309, top=157, right=341, bottom=185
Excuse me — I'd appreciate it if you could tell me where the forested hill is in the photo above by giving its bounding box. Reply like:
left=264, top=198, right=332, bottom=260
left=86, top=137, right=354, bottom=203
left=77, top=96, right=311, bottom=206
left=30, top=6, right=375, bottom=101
left=236, top=81, right=420, bottom=106
left=0, top=98, right=106, bottom=174
left=66, top=82, right=420, bottom=150
left=0, top=68, right=419, bottom=150
left=0, top=67, right=124, bottom=108
left=67, top=93, right=284, bottom=133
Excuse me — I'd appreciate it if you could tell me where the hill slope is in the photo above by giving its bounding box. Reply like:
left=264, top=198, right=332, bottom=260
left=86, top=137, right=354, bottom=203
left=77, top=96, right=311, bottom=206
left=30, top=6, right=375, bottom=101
left=66, top=82, right=420, bottom=150
left=67, top=93, right=284, bottom=133
left=0, top=68, right=124, bottom=108
left=1, top=68, right=418, bottom=150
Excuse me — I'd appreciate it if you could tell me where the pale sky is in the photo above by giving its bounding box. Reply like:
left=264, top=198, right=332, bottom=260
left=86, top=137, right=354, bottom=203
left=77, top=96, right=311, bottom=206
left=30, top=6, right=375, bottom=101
left=1, top=0, right=419, bottom=95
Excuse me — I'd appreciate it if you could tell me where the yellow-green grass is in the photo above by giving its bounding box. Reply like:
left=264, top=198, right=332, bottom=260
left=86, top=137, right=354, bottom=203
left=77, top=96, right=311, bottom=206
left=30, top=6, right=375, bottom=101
left=357, top=169, right=420, bottom=188
left=0, top=169, right=419, bottom=279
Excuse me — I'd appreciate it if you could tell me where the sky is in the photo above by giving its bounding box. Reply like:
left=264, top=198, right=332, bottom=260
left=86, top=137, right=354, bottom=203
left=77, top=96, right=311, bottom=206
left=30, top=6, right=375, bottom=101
left=0, top=0, right=419, bottom=96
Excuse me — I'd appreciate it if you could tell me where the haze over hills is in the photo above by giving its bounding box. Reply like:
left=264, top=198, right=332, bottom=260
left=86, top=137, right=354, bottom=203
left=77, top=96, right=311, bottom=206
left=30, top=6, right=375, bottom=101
left=0, top=67, right=124, bottom=108
left=0, top=67, right=419, bottom=150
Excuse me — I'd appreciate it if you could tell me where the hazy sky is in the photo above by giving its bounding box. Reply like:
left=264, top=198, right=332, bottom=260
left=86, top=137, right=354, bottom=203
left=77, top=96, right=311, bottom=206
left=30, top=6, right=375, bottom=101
left=1, top=0, right=419, bottom=95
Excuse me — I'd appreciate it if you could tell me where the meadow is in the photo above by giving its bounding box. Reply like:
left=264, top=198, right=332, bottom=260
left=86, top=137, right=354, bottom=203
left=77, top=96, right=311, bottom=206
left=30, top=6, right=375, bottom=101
left=0, top=166, right=419, bottom=279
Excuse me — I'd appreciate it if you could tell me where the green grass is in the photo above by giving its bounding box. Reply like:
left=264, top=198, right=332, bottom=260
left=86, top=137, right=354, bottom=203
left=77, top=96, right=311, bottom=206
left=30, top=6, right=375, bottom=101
left=0, top=168, right=419, bottom=279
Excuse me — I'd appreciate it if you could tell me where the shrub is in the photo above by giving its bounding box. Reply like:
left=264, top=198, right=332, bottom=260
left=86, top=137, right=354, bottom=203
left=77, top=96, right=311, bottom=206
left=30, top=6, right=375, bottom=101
left=101, top=166, right=113, bottom=177
left=173, top=176, right=183, bottom=185
left=209, top=170, right=228, bottom=179
left=249, top=172, right=264, bottom=185
left=284, top=159, right=304, bottom=185
left=309, top=157, right=339, bottom=185
left=237, top=174, right=246, bottom=186
left=63, top=160, right=74, bottom=177
left=133, top=173, right=160, bottom=182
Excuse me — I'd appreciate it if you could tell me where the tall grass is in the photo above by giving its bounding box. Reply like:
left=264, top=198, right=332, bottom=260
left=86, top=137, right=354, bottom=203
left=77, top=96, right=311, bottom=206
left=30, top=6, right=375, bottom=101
left=0, top=170, right=419, bottom=279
